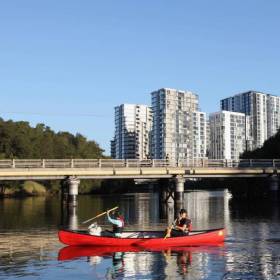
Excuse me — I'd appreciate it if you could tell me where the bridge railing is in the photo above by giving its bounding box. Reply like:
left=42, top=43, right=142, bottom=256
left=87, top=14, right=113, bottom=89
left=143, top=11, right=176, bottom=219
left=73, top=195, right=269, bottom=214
left=0, top=159, right=279, bottom=169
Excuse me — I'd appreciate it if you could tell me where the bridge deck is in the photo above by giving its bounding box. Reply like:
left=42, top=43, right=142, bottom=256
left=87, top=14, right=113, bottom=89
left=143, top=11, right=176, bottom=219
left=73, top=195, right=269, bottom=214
left=0, top=158, right=278, bottom=180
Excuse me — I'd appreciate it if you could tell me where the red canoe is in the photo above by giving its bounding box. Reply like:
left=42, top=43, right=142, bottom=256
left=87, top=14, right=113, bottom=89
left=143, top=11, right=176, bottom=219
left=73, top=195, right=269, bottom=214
left=58, top=228, right=225, bottom=247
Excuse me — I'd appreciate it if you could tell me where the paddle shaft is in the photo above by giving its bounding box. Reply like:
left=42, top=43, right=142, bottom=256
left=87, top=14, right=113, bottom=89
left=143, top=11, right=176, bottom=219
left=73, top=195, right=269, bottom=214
left=164, top=218, right=178, bottom=239
left=164, top=226, right=172, bottom=239
left=82, top=206, right=118, bottom=224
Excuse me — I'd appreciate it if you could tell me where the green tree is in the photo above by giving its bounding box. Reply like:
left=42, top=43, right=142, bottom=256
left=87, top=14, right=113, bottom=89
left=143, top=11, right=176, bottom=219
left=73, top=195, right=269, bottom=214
left=0, top=118, right=105, bottom=159
left=241, top=129, right=280, bottom=159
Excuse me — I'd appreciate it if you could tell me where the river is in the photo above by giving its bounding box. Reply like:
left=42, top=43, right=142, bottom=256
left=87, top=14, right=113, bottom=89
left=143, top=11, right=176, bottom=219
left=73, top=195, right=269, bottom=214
left=0, top=189, right=280, bottom=279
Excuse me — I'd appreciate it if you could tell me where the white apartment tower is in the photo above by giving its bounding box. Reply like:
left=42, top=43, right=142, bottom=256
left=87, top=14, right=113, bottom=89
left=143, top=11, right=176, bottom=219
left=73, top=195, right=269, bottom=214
left=151, top=88, right=207, bottom=161
left=192, top=111, right=207, bottom=158
left=221, top=91, right=280, bottom=150
left=209, top=111, right=246, bottom=160
left=267, top=94, right=280, bottom=138
left=112, top=104, right=152, bottom=159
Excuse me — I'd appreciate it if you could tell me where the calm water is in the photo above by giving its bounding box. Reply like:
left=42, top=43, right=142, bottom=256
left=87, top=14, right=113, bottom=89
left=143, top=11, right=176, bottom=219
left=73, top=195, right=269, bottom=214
left=0, top=189, right=280, bottom=280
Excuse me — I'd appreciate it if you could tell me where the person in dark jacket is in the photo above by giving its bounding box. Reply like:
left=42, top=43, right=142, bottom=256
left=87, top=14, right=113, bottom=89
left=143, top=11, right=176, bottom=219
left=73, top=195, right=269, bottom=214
left=166, top=209, right=192, bottom=238
left=171, top=209, right=192, bottom=237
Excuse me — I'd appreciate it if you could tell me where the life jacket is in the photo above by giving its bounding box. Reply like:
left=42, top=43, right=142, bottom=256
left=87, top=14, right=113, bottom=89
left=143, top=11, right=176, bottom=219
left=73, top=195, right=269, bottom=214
left=112, top=216, right=124, bottom=234
left=178, top=218, right=192, bottom=232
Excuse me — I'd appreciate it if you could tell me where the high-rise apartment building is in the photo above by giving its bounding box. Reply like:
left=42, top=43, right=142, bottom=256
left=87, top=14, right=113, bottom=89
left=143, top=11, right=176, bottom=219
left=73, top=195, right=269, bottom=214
left=110, top=139, right=116, bottom=159
left=151, top=88, right=207, bottom=161
left=267, top=94, right=280, bottom=138
left=209, top=111, right=247, bottom=160
left=206, top=119, right=210, bottom=156
left=112, top=104, right=152, bottom=159
left=192, top=111, right=207, bottom=158
left=221, top=91, right=280, bottom=150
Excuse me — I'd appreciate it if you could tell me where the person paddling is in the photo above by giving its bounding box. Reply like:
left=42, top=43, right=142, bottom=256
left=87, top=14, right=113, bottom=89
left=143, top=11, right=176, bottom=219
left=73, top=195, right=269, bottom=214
left=166, top=209, right=192, bottom=238
left=107, top=209, right=124, bottom=238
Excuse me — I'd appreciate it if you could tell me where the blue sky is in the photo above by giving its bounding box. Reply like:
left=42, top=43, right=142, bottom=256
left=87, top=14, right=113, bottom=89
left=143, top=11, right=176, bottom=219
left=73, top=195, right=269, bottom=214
left=0, top=0, right=280, bottom=154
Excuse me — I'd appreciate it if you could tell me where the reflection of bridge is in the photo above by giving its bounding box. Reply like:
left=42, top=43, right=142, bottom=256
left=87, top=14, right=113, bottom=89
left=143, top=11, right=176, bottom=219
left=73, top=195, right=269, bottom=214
left=0, top=158, right=279, bottom=205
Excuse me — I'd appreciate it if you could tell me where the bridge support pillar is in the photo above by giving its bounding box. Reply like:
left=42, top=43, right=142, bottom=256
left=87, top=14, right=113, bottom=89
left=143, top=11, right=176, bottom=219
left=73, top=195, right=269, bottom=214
left=67, top=206, right=79, bottom=230
left=60, top=194, right=79, bottom=230
left=270, top=175, right=279, bottom=192
left=159, top=179, right=174, bottom=222
left=174, top=176, right=185, bottom=213
left=175, top=176, right=185, bottom=201
left=66, top=176, right=80, bottom=207
left=159, top=179, right=174, bottom=204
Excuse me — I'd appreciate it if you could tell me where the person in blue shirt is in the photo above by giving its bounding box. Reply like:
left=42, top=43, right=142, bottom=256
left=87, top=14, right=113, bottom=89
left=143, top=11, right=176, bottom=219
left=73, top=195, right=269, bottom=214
left=106, top=210, right=124, bottom=238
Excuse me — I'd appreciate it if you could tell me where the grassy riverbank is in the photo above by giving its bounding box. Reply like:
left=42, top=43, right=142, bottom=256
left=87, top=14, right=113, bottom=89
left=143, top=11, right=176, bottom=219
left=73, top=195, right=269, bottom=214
left=0, top=179, right=145, bottom=198
left=0, top=180, right=103, bottom=197
left=0, top=181, right=46, bottom=197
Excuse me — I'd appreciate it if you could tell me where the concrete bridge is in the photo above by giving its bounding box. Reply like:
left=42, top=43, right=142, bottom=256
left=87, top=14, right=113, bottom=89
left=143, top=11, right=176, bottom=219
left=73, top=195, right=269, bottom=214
left=0, top=158, right=279, bottom=206
left=0, top=158, right=279, bottom=180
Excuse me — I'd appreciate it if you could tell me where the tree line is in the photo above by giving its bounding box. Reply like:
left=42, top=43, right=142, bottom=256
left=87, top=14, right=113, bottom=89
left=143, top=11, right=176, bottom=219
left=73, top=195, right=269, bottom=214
left=0, top=118, right=105, bottom=159
left=241, top=129, right=280, bottom=159
left=0, top=118, right=120, bottom=197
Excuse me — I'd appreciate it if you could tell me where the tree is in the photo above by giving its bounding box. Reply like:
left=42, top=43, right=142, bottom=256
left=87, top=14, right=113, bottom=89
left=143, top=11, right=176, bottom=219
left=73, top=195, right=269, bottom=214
left=241, top=129, right=280, bottom=159
left=0, top=118, right=105, bottom=159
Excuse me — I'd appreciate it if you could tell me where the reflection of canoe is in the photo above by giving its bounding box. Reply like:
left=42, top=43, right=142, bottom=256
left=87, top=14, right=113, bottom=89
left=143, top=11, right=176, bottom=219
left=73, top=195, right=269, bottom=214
left=58, top=245, right=141, bottom=260
left=58, top=228, right=225, bottom=247
left=58, top=244, right=224, bottom=261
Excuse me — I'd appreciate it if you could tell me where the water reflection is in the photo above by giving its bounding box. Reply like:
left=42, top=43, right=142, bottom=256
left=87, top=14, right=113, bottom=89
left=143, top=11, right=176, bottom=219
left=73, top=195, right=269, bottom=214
left=58, top=190, right=230, bottom=237
left=163, top=249, right=192, bottom=276
left=0, top=197, right=61, bottom=230
left=58, top=245, right=225, bottom=279
left=0, top=190, right=229, bottom=232
left=1, top=189, right=280, bottom=279
left=106, top=252, right=125, bottom=279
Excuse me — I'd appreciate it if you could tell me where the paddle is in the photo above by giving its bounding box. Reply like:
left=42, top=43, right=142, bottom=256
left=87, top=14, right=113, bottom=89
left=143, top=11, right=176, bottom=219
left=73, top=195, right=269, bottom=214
left=164, top=225, right=172, bottom=239
left=82, top=206, right=118, bottom=224
left=164, top=219, right=177, bottom=239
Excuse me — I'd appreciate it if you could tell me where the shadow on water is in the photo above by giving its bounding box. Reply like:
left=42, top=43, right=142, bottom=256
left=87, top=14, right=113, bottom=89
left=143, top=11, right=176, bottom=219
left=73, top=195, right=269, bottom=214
left=229, top=195, right=280, bottom=220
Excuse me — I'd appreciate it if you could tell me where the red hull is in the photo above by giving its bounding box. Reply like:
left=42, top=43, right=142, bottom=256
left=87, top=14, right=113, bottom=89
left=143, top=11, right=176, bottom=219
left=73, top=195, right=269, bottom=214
left=58, top=228, right=225, bottom=247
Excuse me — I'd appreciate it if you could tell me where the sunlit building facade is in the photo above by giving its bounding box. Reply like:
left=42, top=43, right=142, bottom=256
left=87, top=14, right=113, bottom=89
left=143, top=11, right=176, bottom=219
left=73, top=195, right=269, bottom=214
left=112, top=104, right=152, bottom=159
left=209, top=111, right=247, bottom=160
left=221, top=91, right=280, bottom=150
left=151, top=88, right=207, bottom=161
left=267, top=94, right=280, bottom=138
left=192, top=111, right=207, bottom=158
